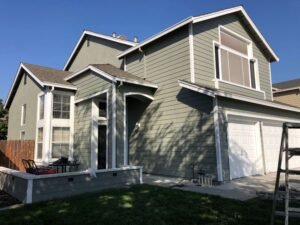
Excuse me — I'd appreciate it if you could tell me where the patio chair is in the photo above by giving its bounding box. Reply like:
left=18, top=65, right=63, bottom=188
left=22, top=159, right=57, bottom=175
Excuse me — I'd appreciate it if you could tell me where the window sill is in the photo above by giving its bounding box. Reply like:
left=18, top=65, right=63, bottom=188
left=215, top=79, right=265, bottom=94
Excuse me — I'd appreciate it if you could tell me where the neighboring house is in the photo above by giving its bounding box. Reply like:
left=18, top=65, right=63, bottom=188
left=5, top=6, right=300, bottom=182
left=273, top=79, right=300, bottom=107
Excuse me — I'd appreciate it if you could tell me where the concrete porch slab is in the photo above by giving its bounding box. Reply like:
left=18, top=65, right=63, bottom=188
left=144, top=172, right=300, bottom=201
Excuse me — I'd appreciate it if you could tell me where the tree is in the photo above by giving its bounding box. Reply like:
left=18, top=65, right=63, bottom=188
left=0, top=99, right=8, bottom=140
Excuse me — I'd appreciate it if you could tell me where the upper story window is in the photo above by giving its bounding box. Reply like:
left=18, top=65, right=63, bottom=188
left=21, top=104, right=26, bottom=125
left=215, top=27, right=257, bottom=90
left=39, top=95, right=45, bottom=120
left=53, top=94, right=70, bottom=119
left=24, top=74, right=27, bottom=85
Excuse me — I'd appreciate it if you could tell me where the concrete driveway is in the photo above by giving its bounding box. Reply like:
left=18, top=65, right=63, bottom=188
left=144, top=172, right=300, bottom=201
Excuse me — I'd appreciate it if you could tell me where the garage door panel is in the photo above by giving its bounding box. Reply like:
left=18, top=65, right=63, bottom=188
left=228, top=121, right=263, bottom=179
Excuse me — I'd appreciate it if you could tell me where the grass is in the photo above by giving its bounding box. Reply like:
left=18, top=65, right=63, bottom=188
left=0, top=184, right=299, bottom=225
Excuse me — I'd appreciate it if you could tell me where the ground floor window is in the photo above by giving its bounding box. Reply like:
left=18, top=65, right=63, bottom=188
left=37, top=128, right=43, bottom=159
left=52, top=127, right=70, bottom=158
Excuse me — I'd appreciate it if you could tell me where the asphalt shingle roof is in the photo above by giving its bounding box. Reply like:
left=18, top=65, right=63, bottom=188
left=273, top=79, right=300, bottom=90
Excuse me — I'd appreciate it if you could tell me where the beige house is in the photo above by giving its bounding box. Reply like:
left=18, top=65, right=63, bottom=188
left=273, top=79, right=300, bottom=107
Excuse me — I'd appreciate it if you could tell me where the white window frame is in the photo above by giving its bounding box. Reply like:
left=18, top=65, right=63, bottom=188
left=21, top=104, right=26, bottom=126
left=51, top=126, right=71, bottom=159
left=52, top=92, right=71, bottom=120
left=214, top=26, right=261, bottom=93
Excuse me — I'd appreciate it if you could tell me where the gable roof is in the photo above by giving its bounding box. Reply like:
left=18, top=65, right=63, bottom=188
left=65, top=64, right=157, bottom=89
left=63, top=30, right=137, bottom=71
left=273, top=79, right=300, bottom=92
left=118, top=6, right=279, bottom=62
left=4, top=63, right=76, bottom=109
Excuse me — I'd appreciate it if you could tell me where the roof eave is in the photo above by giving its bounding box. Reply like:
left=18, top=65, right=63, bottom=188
left=178, top=80, right=300, bottom=113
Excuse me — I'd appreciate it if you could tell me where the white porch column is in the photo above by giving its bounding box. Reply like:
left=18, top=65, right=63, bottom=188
left=90, top=99, right=98, bottom=170
left=111, top=85, right=117, bottom=168
left=43, top=89, right=53, bottom=164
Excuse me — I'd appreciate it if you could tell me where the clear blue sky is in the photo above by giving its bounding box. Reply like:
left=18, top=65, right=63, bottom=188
left=0, top=0, right=299, bottom=100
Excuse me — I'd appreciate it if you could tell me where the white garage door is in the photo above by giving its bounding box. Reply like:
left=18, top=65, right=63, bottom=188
left=262, top=123, right=282, bottom=173
left=262, top=122, right=300, bottom=173
left=228, top=119, right=264, bottom=179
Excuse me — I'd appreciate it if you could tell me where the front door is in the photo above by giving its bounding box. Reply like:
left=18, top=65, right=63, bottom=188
left=98, top=125, right=107, bottom=169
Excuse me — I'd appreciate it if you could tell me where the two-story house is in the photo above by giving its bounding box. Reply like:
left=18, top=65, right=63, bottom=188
left=5, top=6, right=300, bottom=182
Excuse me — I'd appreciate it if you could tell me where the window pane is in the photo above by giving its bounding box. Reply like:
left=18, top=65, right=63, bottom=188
left=62, top=112, right=70, bottom=119
left=215, top=46, right=220, bottom=79
left=250, top=61, right=256, bottom=89
left=221, top=31, right=248, bottom=55
left=52, top=94, right=70, bottom=119
left=52, top=127, right=70, bottom=158
left=38, top=128, right=43, bottom=142
left=221, top=49, right=230, bottom=81
left=242, top=58, right=250, bottom=87
left=53, top=94, right=61, bottom=103
left=37, top=143, right=43, bottom=159
left=39, top=95, right=44, bottom=120
left=53, top=111, right=61, bottom=118
left=53, top=103, right=61, bottom=111
left=228, top=52, right=243, bottom=85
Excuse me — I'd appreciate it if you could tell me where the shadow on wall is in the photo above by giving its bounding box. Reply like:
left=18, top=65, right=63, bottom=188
left=128, top=88, right=217, bottom=179
left=0, top=151, right=18, bottom=170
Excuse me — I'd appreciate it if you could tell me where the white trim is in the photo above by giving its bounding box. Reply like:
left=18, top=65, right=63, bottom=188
left=112, top=84, right=117, bottom=168
left=75, top=89, right=109, bottom=104
left=118, top=6, right=279, bottom=62
left=65, top=65, right=158, bottom=89
left=216, top=79, right=265, bottom=94
left=106, top=92, right=109, bottom=169
left=213, top=98, right=223, bottom=181
left=178, top=80, right=300, bottom=113
left=26, top=179, right=33, bottom=204
left=189, top=23, right=195, bottom=83
left=139, top=167, right=143, bottom=184
left=225, top=110, right=300, bottom=124
left=34, top=92, right=45, bottom=162
left=21, top=104, right=26, bottom=126
left=124, top=56, right=127, bottom=72
left=64, top=30, right=136, bottom=71
left=69, top=95, right=75, bottom=161
left=123, top=92, right=154, bottom=166
left=43, top=89, right=53, bottom=164
left=43, top=82, right=77, bottom=90
left=91, top=99, right=98, bottom=170
left=273, top=87, right=300, bottom=94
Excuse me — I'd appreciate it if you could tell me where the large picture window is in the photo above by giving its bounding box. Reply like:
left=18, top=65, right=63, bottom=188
left=53, top=94, right=70, bottom=119
left=215, top=28, right=257, bottom=89
left=52, top=127, right=70, bottom=158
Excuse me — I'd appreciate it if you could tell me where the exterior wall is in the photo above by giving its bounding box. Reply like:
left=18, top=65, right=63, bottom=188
left=31, top=168, right=140, bottom=203
left=74, top=101, right=92, bottom=169
left=273, top=90, right=300, bottom=107
left=193, top=13, right=272, bottom=100
left=0, top=171, right=28, bottom=203
left=67, top=36, right=130, bottom=72
left=0, top=166, right=142, bottom=204
left=217, top=97, right=300, bottom=181
left=7, top=72, right=42, bottom=140
left=126, top=27, right=217, bottom=178
left=70, top=70, right=113, bottom=169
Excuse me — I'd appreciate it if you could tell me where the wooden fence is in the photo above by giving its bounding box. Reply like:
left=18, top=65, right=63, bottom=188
left=0, top=140, right=35, bottom=172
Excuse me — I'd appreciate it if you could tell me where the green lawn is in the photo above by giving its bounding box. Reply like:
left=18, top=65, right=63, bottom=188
left=0, top=184, right=298, bottom=225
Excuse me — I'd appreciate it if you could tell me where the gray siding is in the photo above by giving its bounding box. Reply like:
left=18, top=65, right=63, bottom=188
left=67, top=36, right=130, bottom=72
left=126, top=27, right=216, bottom=178
left=74, top=101, right=92, bottom=169
left=193, top=14, right=272, bottom=100
left=71, top=70, right=113, bottom=169
left=70, top=70, right=112, bottom=100
left=218, top=97, right=300, bottom=181
left=7, top=72, right=42, bottom=140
